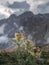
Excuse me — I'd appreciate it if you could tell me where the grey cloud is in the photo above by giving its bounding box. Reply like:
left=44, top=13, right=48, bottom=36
left=7, top=1, right=30, bottom=10
left=0, top=14, right=6, bottom=20
left=1, top=0, right=49, bottom=19
left=37, top=2, right=49, bottom=14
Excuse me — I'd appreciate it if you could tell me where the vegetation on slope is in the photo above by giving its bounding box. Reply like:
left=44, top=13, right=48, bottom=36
left=0, top=32, right=49, bottom=65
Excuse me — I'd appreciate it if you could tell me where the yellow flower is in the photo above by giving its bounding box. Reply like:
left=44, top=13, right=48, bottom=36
left=33, top=47, right=41, bottom=57
left=25, top=40, right=33, bottom=50
left=15, top=32, right=24, bottom=41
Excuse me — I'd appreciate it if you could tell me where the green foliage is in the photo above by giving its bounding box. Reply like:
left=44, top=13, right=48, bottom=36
left=41, top=51, right=49, bottom=59
left=0, top=50, right=49, bottom=65
left=0, top=50, right=37, bottom=65
left=40, top=51, right=49, bottom=65
left=0, top=32, right=49, bottom=65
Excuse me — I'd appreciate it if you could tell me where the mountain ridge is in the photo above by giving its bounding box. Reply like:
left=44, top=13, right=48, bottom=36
left=0, top=11, right=49, bottom=48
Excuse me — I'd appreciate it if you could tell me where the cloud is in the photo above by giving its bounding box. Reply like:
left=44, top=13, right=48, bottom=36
left=0, top=5, right=15, bottom=19
left=0, top=0, right=49, bottom=19
left=1, top=0, right=49, bottom=15
left=7, top=1, right=30, bottom=10
left=6, top=0, right=49, bottom=14
left=0, top=35, right=8, bottom=43
left=0, top=0, right=26, bottom=4
left=6, top=1, right=30, bottom=16
left=26, top=0, right=49, bottom=14
left=37, top=2, right=49, bottom=14
left=0, top=14, right=6, bottom=20
left=0, top=24, right=7, bottom=34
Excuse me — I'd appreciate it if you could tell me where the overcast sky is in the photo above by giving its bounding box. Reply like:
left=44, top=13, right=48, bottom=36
left=0, top=0, right=49, bottom=19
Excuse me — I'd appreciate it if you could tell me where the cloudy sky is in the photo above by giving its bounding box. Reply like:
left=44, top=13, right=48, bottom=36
left=0, top=0, right=49, bottom=19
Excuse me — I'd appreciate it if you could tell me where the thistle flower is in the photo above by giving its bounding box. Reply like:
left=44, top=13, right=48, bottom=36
left=25, top=40, right=33, bottom=50
left=47, top=59, right=49, bottom=63
left=15, top=32, right=24, bottom=42
left=33, top=47, right=41, bottom=57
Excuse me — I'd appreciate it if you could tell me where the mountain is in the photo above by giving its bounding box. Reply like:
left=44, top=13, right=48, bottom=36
left=0, top=11, right=49, bottom=48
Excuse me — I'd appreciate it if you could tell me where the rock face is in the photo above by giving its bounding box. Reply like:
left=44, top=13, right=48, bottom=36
left=0, top=11, right=49, bottom=48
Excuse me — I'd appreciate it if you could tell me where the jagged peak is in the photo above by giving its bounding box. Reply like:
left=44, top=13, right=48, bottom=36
left=18, top=11, right=34, bottom=18
left=20, top=11, right=33, bottom=16
left=9, top=14, right=17, bottom=19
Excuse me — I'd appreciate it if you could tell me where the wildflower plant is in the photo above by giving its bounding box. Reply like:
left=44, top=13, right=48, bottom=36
left=9, top=32, right=41, bottom=57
